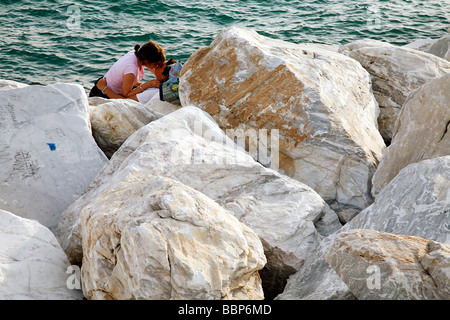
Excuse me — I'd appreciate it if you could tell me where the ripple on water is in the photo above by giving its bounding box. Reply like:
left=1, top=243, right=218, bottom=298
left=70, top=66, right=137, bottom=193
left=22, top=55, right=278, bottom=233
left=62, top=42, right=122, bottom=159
left=0, top=0, right=448, bottom=89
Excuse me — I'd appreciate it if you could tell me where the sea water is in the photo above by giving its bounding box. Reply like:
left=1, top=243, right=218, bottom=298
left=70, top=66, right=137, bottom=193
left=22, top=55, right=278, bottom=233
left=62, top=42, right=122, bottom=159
left=0, top=0, right=448, bottom=91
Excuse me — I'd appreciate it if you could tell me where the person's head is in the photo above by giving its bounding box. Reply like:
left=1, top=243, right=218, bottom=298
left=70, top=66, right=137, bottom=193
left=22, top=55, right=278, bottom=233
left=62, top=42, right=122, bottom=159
left=153, top=58, right=177, bottom=81
left=134, top=41, right=166, bottom=70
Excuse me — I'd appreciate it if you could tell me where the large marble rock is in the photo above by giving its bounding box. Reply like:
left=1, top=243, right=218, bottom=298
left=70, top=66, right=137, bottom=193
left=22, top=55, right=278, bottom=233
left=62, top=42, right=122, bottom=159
left=426, top=35, right=450, bottom=61
left=420, top=240, right=450, bottom=299
left=277, top=156, right=450, bottom=300
left=179, top=27, right=385, bottom=219
left=0, top=83, right=108, bottom=232
left=88, top=97, right=181, bottom=158
left=405, top=35, right=450, bottom=61
left=57, top=105, right=341, bottom=299
left=339, top=40, right=450, bottom=142
left=324, top=229, right=449, bottom=300
left=80, top=171, right=266, bottom=300
left=0, top=79, right=28, bottom=91
left=372, top=73, right=450, bottom=195
left=0, top=209, right=83, bottom=300
left=347, top=156, right=450, bottom=243
left=403, top=38, right=436, bottom=52
left=276, top=234, right=355, bottom=300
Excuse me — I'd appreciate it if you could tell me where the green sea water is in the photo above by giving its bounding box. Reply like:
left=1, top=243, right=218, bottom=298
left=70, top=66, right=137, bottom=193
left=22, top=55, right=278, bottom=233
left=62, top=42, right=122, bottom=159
left=1, top=0, right=448, bottom=91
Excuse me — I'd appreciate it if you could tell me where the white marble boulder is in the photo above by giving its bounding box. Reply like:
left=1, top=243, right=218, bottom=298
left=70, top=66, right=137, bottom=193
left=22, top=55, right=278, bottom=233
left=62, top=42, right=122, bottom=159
left=346, top=156, right=450, bottom=243
left=56, top=105, right=341, bottom=299
left=425, top=35, right=450, bottom=61
left=179, top=27, right=385, bottom=219
left=420, top=240, right=450, bottom=299
left=403, top=38, right=436, bottom=52
left=371, top=73, right=450, bottom=195
left=0, top=209, right=83, bottom=300
left=80, top=170, right=266, bottom=300
left=339, top=40, right=450, bottom=142
left=277, top=156, right=450, bottom=300
left=405, top=35, right=450, bottom=61
left=275, top=234, right=356, bottom=300
left=0, top=83, right=108, bottom=232
left=0, top=79, right=28, bottom=91
left=87, top=97, right=181, bottom=158
left=325, top=229, right=450, bottom=300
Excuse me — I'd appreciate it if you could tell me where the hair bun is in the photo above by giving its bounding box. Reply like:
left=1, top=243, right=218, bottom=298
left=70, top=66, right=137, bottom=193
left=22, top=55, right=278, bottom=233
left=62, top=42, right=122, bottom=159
left=134, top=44, right=141, bottom=53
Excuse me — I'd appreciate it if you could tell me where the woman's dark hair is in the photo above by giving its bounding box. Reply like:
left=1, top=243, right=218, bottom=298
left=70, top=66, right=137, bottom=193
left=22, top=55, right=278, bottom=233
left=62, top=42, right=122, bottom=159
left=134, top=41, right=166, bottom=65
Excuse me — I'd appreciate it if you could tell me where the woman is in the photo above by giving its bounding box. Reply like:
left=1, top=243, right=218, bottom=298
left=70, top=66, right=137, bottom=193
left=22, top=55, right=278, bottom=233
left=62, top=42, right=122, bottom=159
left=95, top=58, right=180, bottom=104
left=89, top=40, right=166, bottom=99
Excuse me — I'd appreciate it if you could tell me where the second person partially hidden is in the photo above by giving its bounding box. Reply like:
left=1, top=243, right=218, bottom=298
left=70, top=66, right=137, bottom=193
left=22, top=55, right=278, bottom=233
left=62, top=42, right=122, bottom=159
left=89, top=40, right=170, bottom=103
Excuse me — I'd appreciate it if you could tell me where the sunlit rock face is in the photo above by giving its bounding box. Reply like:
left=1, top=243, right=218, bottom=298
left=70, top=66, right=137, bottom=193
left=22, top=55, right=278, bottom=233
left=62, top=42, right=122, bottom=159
left=180, top=27, right=386, bottom=219
left=0, top=83, right=108, bottom=232
left=339, top=39, right=450, bottom=143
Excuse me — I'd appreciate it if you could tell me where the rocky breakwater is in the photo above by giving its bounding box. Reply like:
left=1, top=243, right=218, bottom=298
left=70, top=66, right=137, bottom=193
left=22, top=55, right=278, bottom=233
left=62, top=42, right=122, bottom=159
left=275, top=50, right=449, bottom=299
left=58, top=108, right=275, bottom=300
left=0, top=80, right=270, bottom=300
left=1, top=27, right=449, bottom=300
left=179, top=27, right=386, bottom=221
left=278, top=156, right=450, bottom=300
left=57, top=106, right=341, bottom=299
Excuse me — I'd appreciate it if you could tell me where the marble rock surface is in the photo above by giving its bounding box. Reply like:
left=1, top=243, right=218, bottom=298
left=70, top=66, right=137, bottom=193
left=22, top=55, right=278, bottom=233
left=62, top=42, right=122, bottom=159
left=80, top=171, right=266, bottom=300
left=179, top=27, right=385, bottom=218
left=277, top=156, right=449, bottom=300
left=371, top=73, right=450, bottom=195
left=56, top=105, right=341, bottom=299
left=87, top=97, right=181, bottom=158
left=340, top=39, right=450, bottom=142
left=0, top=209, right=83, bottom=300
left=325, top=229, right=450, bottom=300
left=0, top=83, right=108, bottom=232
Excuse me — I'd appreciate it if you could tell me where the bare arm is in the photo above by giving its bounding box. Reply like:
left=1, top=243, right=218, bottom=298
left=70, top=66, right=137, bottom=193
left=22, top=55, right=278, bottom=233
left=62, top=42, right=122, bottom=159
left=123, top=79, right=161, bottom=98
left=123, top=74, right=161, bottom=97
left=96, top=78, right=160, bottom=101
left=122, top=73, right=137, bottom=97
left=96, top=77, right=138, bottom=101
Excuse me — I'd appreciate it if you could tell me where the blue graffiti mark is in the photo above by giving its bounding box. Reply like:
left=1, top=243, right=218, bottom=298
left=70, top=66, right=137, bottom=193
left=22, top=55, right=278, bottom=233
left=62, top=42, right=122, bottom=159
left=47, top=143, right=56, bottom=151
